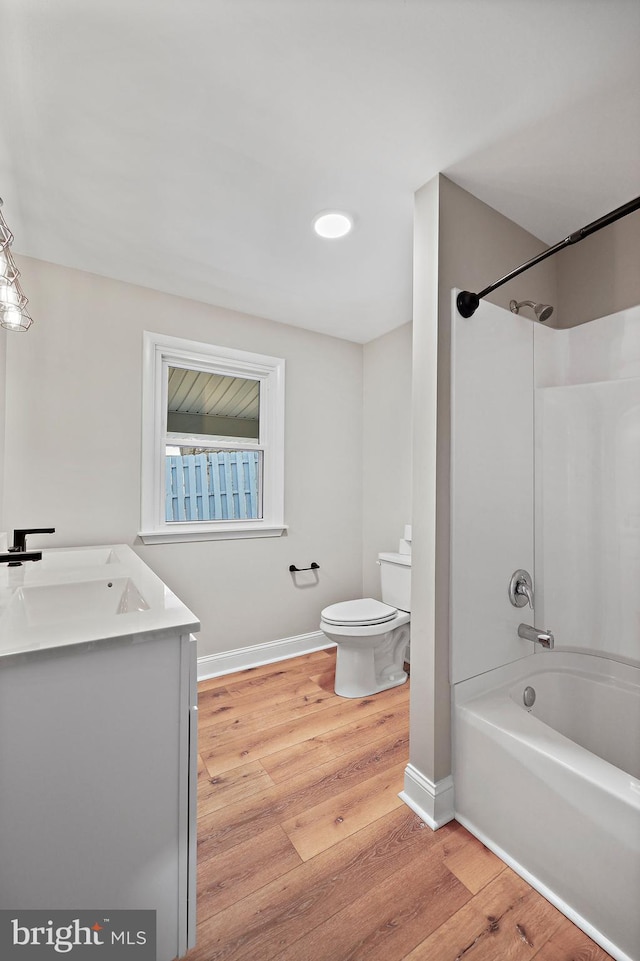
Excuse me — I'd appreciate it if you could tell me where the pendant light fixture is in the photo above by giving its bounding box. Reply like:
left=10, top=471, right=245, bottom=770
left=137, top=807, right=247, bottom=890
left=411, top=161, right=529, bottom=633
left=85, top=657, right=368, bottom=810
left=0, top=198, right=33, bottom=331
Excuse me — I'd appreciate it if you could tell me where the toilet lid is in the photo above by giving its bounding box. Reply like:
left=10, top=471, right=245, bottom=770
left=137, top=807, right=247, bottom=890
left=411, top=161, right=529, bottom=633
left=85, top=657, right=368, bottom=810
left=321, top=598, right=397, bottom=627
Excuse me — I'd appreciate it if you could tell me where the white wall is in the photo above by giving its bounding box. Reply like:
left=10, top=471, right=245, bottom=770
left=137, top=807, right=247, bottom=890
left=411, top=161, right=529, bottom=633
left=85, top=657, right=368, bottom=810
left=556, top=211, right=640, bottom=328
left=362, top=322, right=412, bottom=598
left=0, top=327, right=5, bottom=532
left=3, top=256, right=365, bottom=659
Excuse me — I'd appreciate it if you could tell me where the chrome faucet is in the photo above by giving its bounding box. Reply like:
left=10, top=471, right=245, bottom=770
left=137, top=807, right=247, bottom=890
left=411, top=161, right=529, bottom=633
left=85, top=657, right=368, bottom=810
left=518, top=623, right=554, bottom=650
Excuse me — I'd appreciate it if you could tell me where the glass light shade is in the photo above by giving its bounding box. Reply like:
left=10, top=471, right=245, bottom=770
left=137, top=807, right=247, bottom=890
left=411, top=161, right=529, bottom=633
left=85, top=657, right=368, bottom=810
left=0, top=304, right=32, bottom=331
left=0, top=200, right=32, bottom=330
left=312, top=211, right=353, bottom=239
left=0, top=247, right=19, bottom=283
left=0, top=278, right=28, bottom=311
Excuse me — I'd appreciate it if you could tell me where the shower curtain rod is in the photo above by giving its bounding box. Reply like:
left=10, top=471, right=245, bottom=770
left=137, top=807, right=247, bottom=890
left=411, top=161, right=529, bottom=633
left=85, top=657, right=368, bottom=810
left=456, top=195, right=640, bottom=318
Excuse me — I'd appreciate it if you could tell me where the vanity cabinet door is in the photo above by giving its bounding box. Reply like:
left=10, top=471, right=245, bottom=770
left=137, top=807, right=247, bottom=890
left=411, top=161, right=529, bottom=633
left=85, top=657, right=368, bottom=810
left=0, top=632, right=195, bottom=961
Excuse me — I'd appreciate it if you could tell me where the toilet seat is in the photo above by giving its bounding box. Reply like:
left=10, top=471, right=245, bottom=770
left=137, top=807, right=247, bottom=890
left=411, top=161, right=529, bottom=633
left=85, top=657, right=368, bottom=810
left=321, top=597, right=398, bottom=627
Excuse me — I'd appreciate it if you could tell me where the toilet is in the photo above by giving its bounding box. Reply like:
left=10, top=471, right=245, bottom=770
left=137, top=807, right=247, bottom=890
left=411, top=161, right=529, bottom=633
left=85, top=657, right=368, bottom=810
left=320, top=551, right=411, bottom=698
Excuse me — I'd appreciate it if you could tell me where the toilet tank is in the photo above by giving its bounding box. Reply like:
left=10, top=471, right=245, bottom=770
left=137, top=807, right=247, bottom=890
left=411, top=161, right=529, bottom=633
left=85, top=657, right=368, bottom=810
left=378, top=552, right=411, bottom=612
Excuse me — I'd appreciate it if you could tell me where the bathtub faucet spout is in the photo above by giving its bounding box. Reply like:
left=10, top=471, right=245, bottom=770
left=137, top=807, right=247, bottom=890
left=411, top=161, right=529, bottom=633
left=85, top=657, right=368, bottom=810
left=518, top=623, right=554, bottom=650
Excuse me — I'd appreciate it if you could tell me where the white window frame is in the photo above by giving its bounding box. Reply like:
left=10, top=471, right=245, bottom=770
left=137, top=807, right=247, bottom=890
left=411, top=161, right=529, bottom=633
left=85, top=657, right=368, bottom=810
left=140, top=331, right=286, bottom=543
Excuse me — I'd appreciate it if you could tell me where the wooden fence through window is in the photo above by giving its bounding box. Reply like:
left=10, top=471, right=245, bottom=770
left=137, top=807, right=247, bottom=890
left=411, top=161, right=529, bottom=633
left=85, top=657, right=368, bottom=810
left=165, top=450, right=261, bottom=521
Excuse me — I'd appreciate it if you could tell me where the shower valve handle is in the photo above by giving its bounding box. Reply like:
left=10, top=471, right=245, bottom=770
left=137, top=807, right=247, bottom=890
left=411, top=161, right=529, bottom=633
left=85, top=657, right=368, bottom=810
left=509, top=569, right=534, bottom=609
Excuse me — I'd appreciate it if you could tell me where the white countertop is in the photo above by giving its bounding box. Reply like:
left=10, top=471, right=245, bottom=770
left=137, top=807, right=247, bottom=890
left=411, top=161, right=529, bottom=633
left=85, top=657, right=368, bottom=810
left=0, top=544, right=200, bottom=660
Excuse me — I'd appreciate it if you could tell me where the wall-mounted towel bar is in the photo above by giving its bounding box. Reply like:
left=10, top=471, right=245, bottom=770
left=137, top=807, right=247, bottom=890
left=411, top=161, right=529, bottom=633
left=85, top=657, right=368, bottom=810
left=289, top=562, right=320, bottom=572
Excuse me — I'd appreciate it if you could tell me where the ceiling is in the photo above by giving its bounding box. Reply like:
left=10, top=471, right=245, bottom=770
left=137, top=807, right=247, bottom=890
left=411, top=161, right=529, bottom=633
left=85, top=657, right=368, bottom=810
left=1, top=0, right=639, bottom=343
left=168, top=368, right=259, bottom=422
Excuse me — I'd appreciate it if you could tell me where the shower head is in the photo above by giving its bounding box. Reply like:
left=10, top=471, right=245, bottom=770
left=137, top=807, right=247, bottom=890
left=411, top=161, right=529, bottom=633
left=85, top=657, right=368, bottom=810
left=509, top=300, right=554, bottom=323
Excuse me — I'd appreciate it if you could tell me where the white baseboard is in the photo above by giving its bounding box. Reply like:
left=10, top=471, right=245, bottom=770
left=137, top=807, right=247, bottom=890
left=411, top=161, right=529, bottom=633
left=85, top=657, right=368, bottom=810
left=454, top=812, right=631, bottom=961
left=399, top=763, right=455, bottom=830
left=197, top=630, right=335, bottom=680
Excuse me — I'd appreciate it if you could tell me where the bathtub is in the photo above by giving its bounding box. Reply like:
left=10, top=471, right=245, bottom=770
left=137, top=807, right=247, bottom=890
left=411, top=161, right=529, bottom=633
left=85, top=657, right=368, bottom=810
left=453, top=652, right=640, bottom=961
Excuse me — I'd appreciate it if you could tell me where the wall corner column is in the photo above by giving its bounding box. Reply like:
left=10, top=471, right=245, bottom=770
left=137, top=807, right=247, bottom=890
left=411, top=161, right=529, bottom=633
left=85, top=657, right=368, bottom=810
left=405, top=174, right=454, bottom=827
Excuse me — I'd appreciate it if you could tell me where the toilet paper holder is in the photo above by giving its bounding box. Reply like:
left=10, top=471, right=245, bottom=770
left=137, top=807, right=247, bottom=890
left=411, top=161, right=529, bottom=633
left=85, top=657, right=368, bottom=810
left=289, top=562, right=320, bottom=572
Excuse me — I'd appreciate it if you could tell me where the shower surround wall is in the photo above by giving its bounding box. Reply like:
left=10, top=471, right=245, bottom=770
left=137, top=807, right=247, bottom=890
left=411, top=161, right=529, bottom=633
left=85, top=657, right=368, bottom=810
left=450, top=298, right=640, bottom=961
left=535, top=306, right=640, bottom=664
left=450, top=297, right=640, bottom=676
left=449, top=294, right=534, bottom=683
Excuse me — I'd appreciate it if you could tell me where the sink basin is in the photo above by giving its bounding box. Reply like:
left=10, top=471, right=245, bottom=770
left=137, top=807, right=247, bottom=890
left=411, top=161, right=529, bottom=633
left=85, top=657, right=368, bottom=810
left=39, top=548, right=119, bottom=570
left=0, top=543, right=200, bottom=661
left=4, top=577, right=149, bottom=628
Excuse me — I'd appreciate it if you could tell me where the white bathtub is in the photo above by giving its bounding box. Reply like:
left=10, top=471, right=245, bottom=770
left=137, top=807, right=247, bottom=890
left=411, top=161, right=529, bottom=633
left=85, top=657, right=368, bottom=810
left=453, top=652, right=640, bottom=961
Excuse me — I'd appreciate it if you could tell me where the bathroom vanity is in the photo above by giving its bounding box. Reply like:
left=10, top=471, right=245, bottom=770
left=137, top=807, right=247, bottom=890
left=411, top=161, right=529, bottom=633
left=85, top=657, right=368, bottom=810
left=0, top=545, right=200, bottom=961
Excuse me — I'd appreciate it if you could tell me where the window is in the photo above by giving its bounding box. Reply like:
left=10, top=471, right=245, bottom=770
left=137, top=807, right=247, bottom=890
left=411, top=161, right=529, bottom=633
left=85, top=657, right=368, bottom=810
left=140, top=332, right=285, bottom=542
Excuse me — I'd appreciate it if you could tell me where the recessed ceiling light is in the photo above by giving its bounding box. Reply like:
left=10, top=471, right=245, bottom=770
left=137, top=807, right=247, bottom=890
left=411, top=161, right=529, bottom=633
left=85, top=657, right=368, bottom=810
left=312, top=211, right=353, bottom=239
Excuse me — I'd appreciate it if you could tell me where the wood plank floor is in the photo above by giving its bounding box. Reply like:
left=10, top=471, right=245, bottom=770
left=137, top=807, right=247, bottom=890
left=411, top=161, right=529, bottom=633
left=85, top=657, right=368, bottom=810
left=185, top=649, right=612, bottom=961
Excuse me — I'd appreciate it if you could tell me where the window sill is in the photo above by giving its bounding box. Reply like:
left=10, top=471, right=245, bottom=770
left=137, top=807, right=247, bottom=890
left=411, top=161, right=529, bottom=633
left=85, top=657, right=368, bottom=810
left=138, top=524, right=288, bottom=544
